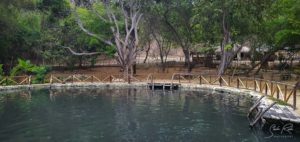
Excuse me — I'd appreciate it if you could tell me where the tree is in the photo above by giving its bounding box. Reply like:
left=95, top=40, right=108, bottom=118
left=160, top=0, right=196, bottom=72
left=193, top=0, right=272, bottom=75
left=144, top=4, right=174, bottom=72
left=35, top=0, right=115, bottom=69
left=70, top=0, right=143, bottom=76
left=0, top=0, right=42, bottom=72
left=246, top=0, right=300, bottom=74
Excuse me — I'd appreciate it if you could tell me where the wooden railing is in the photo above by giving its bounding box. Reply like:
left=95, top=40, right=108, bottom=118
left=0, top=73, right=298, bottom=110
left=171, top=73, right=298, bottom=110
left=0, top=76, right=32, bottom=85
left=0, top=74, right=142, bottom=86
left=49, top=74, right=141, bottom=84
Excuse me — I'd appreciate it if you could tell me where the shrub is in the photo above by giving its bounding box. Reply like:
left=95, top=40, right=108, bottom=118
left=10, top=59, right=50, bottom=84
left=10, top=59, right=33, bottom=77
left=0, top=64, right=4, bottom=80
left=31, top=66, right=49, bottom=84
left=294, top=66, right=300, bottom=75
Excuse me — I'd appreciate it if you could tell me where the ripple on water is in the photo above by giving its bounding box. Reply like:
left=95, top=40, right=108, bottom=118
left=0, top=88, right=299, bottom=142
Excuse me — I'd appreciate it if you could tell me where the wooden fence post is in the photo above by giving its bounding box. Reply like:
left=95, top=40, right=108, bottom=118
left=110, top=75, right=112, bottom=83
left=50, top=75, right=53, bottom=84
left=28, top=76, right=31, bottom=85
left=128, top=75, right=131, bottom=84
left=237, top=78, right=240, bottom=88
left=265, top=83, right=268, bottom=95
left=271, top=82, right=274, bottom=96
left=276, top=86, right=280, bottom=99
left=219, top=76, right=222, bottom=86
left=228, top=77, right=231, bottom=86
left=259, top=80, right=262, bottom=92
left=284, top=85, right=288, bottom=101
left=254, top=79, right=256, bottom=91
left=71, top=75, right=74, bottom=84
left=293, top=89, right=297, bottom=110
left=199, top=76, right=202, bottom=85
left=152, top=76, right=154, bottom=91
left=91, top=76, right=94, bottom=83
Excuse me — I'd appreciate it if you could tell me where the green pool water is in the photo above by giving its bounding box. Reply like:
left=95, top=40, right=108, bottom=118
left=0, top=88, right=299, bottom=142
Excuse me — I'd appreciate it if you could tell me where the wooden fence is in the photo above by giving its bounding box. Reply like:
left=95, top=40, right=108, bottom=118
left=170, top=73, right=298, bottom=110
left=0, top=73, right=298, bottom=110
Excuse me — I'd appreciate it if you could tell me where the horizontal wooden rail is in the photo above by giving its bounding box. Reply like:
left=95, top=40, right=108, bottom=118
left=170, top=73, right=298, bottom=110
left=0, top=73, right=298, bottom=110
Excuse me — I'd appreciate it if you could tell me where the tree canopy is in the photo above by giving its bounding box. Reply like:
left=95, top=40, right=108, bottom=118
left=0, top=0, right=299, bottom=75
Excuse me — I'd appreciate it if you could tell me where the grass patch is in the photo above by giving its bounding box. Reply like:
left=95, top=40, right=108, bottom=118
left=267, top=96, right=292, bottom=107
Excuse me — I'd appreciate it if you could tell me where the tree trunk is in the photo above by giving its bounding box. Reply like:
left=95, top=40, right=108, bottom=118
left=246, top=52, right=274, bottom=75
left=79, top=56, right=83, bottom=68
left=218, top=52, right=228, bottom=75
left=183, top=49, right=192, bottom=72
left=124, top=65, right=129, bottom=79
left=143, top=42, right=151, bottom=63
left=160, top=54, right=166, bottom=72
left=130, top=65, right=133, bottom=76
left=133, top=64, right=136, bottom=75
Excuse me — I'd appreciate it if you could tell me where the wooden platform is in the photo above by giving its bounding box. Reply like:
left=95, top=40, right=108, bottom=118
left=147, top=83, right=180, bottom=90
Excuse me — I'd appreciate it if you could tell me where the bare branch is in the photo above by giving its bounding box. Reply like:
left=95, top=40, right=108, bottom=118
left=61, top=46, right=102, bottom=56
left=121, top=3, right=130, bottom=33
left=111, top=12, right=120, bottom=36
left=72, top=6, right=113, bottom=46
left=91, top=7, right=108, bottom=22
left=135, top=14, right=143, bottom=45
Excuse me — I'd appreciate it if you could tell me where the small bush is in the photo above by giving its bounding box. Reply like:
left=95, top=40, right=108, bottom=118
left=31, top=66, right=49, bottom=84
left=10, top=59, right=50, bottom=84
left=294, top=66, right=300, bottom=75
left=0, top=64, right=4, bottom=83
left=0, top=64, right=3, bottom=78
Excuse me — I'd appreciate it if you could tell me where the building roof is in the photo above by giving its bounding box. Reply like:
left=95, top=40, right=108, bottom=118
left=215, top=45, right=250, bottom=53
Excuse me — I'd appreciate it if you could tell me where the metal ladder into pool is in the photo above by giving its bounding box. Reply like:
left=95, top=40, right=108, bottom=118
left=247, top=95, right=277, bottom=127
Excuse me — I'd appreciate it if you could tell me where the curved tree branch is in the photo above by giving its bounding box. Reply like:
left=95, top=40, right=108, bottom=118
left=71, top=6, right=113, bottom=46
left=61, top=46, right=102, bottom=56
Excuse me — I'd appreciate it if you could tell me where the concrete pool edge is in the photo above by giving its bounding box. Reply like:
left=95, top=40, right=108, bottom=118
left=0, top=82, right=292, bottom=104
left=1, top=82, right=300, bottom=123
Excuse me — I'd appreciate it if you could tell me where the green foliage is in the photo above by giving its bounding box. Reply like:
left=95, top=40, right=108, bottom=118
left=225, top=44, right=233, bottom=51
left=265, top=0, right=300, bottom=47
left=10, top=59, right=49, bottom=84
left=10, top=59, right=32, bottom=77
left=31, top=66, right=49, bottom=84
left=294, top=66, right=300, bottom=75
left=103, top=46, right=117, bottom=57
left=0, top=0, right=299, bottom=74
left=193, top=0, right=272, bottom=46
left=0, top=64, right=4, bottom=80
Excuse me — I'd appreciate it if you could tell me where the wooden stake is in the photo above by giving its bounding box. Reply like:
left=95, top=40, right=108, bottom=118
left=284, top=85, right=288, bottom=101
left=293, top=90, right=297, bottom=110
left=199, top=76, right=202, bottom=85
left=28, top=76, right=31, bottom=85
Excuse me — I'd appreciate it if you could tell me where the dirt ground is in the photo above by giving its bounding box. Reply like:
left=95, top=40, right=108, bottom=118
left=50, top=65, right=218, bottom=80
left=50, top=64, right=298, bottom=82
